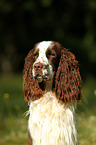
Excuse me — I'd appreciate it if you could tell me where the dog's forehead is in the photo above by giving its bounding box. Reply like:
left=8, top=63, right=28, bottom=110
left=35, top=41, right=54, bottom=52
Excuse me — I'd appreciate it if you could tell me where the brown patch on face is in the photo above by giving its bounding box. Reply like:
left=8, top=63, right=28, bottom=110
left=46, top=42, right=62, bottom=71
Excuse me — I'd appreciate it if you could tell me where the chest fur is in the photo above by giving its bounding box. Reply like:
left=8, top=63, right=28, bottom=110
left=28, top=92, right=77, bottom=145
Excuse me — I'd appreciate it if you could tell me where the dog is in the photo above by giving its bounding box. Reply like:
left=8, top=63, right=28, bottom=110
left=23, top=41, right=82, bottom=145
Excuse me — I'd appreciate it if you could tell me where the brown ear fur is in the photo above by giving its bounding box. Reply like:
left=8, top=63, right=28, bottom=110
left=23, top=49, right=44, bottom=102
left=54, top=48, right=82, bottom=104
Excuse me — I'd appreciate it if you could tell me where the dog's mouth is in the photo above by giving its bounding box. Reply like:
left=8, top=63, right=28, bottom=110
left=34, top=74, right=51, bottom=91
left=35, top=74, right=43, bottom=82
left=35, top=74, right=51, bottom=82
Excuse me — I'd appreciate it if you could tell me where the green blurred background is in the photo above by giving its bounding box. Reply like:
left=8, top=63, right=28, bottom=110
left=0, top=0, right=96, bottom=144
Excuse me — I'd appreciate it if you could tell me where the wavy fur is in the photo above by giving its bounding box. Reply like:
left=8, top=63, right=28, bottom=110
left=54, top=47, right=81, bottom=103
left=23, top=49, right=44, bottom=101
left=23, top=41, right=82, bottom=145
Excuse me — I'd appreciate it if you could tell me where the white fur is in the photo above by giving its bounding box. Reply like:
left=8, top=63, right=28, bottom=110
left=28, top=41, right=78, bottom=145
left=34, top=41, right=52, bottom=65
left=28, top=90, right=77, bottom=145
left=32, top=41, right=54, bottom=78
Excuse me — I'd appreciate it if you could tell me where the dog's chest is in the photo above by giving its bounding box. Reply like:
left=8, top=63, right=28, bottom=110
left=28, top=92, right=77, bottom=145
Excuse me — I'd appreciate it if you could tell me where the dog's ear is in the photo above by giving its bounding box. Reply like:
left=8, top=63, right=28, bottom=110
left=54, top=48, right=82, bottom=104
left=23, top=49, right=44, bottom=102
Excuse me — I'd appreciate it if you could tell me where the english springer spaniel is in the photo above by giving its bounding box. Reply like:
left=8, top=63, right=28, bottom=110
left=23, top=41, right=82, bottom=145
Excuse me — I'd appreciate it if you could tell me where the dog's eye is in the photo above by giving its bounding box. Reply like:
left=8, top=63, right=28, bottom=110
left=34, top=53, right=38, bottom=58
left=34, top=50, right=39, bottom=59
left=47, top=50, right=56, bottom=59
left=49, top=53, right=55, bottom=57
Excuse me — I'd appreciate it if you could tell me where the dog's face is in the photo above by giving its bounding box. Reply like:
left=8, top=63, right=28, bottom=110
left=32, top=41, right=61, bottom=82
left=23, top=41, right=81, bottom=103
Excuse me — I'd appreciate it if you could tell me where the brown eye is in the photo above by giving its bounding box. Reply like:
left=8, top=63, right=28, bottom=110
left=34, top=50, right=39, bottom=59
left=34, top=53, right=38, bottom=58
left=47, top=50, right=56, bottom=59
left=49, top=53, right=55, bottom=57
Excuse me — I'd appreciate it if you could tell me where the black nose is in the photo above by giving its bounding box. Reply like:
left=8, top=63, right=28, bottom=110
left=34, top=63, right=43, bottom=70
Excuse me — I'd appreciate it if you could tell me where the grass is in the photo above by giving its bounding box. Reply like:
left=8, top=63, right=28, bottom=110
left=0, top=74, right=96, bottom=145
left=0, top=74, right=28, bottom=145
left=77, top=76, right=96, bottom=145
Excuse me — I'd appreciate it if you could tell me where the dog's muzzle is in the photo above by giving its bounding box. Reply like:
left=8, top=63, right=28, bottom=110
left=33, top=63, right=51, bottom=82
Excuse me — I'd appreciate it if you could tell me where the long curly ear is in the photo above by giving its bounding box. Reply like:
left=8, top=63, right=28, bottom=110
left=23, top=49, right=44, bottom=102
left=54, top=48, right=82, bottom=104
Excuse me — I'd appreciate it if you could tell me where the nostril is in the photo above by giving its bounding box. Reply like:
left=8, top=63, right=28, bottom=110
left=38, top=65, right=41, bottom=70
left=34, top=65, right=36, bottom=70
left=34, top=63, right=43, bottom=70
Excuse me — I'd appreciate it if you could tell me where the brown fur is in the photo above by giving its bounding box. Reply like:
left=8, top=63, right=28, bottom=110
left=54, top=47, right=82, bottom=103
left=23, top=42, right=82, bottom=103
left=23, top=49, right=44, bottom=102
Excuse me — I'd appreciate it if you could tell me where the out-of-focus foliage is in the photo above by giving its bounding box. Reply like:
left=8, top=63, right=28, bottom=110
left=0, top=0, right=96, bottom=77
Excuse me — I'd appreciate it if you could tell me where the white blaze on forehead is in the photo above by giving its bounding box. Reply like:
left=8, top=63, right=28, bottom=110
left=37, top=41, right=53, bottom=52
left=35, top=41, right=53, bottom=64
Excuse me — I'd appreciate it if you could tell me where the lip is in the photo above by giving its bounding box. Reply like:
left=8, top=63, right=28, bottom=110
left=35, top=74, right=43, bottom=82
left=35, top=74, right=50, bottom=82
left=37, top=77, right=43, bottom=82
left=43, top=75, right=51, bottom=81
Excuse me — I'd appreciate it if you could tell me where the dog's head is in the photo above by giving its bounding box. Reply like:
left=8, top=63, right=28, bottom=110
left=23, top=41, right=82, bottom=103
